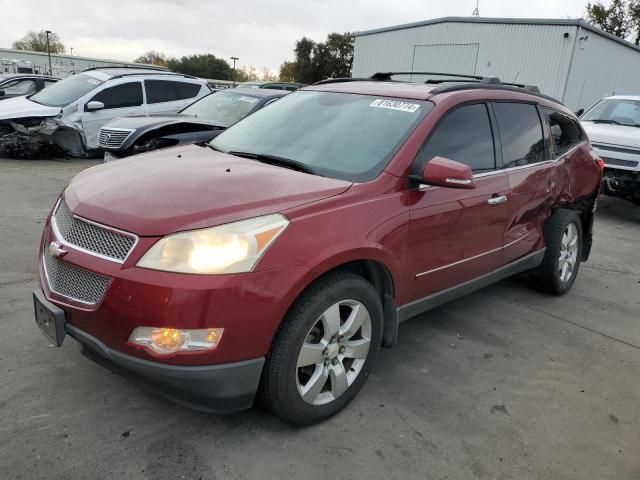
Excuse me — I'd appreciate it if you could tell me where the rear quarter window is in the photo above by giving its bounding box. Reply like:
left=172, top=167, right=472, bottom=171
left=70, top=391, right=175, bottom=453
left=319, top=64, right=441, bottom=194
left=543, top=108, right=583, bottom=157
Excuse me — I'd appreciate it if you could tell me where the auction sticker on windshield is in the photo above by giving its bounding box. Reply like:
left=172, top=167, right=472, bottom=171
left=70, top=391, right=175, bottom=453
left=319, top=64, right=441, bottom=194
left=369, top=99, right=420, bottom=113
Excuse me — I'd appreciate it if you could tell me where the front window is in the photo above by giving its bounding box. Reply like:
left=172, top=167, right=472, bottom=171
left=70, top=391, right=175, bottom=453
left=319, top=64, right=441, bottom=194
left=210, top=91, right=432, bottom=182
left=182, top=91, right=263, bottom=127
left=581, top=98, right=640, bottom=127
left=29, top=73, right=103, bottom=107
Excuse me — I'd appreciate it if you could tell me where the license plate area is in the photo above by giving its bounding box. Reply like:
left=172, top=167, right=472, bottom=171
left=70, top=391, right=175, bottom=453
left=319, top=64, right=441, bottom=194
left=33, top=290, right=66, bottom=347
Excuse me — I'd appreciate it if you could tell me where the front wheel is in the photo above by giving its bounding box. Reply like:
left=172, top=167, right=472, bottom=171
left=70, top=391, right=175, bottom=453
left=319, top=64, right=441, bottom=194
left=535, top=209, right=583, bottom=295
left=260, top=272, right=383, bottom=425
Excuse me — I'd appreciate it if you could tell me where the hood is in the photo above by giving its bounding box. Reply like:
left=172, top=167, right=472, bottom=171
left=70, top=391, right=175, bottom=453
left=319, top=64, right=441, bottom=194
left=0, top=95, right=60, bottom=121
left=581, top=121, right=640, bottom=148
left=64, top=144, right=352, bottom=236
left=103, top=114, right=214, bottom=131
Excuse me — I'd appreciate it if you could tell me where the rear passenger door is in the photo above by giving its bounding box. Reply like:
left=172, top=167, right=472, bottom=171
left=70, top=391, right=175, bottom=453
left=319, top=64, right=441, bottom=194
left=144, top=80, right=204, bottom=115
left=406, top=103, right=511, bottom=301
left=493, top=102, right=558, bottom=263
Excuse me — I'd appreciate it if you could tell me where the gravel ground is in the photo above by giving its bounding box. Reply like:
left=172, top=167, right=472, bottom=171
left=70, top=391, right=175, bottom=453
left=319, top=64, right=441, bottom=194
left=1, top=157, right=639, bottom=480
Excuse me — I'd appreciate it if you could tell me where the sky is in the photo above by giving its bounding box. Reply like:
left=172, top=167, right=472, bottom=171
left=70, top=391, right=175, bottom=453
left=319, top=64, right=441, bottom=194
left=1, top=0, right=589, bottom=71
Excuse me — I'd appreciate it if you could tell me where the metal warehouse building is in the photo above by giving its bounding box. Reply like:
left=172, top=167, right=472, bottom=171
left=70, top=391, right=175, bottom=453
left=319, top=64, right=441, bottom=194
left=352, top=17, right=640, bottom=111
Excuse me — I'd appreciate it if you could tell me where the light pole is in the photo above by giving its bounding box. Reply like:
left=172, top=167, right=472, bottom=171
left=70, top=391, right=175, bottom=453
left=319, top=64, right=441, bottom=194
left=45, top=30, right=52, bottom=75
left=70, top=47, right=74, bottom=56
left=230, top=56, right=239, bottom=87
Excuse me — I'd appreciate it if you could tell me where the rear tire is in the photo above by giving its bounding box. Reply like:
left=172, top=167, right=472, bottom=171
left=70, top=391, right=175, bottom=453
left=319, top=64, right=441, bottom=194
left=535, top=209, right=583, bottom=295
left=260, top=272, right=383, bottom=425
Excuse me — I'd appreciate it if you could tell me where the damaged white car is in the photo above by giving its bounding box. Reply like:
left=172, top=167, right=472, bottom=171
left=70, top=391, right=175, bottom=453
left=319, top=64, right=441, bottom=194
left=0, top=67, right=210, bottom=158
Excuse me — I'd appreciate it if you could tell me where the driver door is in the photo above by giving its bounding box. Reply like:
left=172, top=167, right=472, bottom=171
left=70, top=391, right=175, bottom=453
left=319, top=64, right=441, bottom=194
left=406, top=103, right=511, bottom=302
left=81, top=81, right=144, bottom=149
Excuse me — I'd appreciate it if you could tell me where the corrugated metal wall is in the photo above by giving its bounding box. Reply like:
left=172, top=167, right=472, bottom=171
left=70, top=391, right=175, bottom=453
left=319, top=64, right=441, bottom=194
left=352, top=21, right=579, bottom=101
left=564, top=28, right=640, bottom=110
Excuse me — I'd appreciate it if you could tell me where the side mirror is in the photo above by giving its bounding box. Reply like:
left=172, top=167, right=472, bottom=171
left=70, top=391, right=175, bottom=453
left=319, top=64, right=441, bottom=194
left=576, top=108, right=584, bottom=117
left=0, top=90, right=5, bottom=97
left=85, top=101, right=104, bottom=112
left=419, top=156, right=475, bottom=190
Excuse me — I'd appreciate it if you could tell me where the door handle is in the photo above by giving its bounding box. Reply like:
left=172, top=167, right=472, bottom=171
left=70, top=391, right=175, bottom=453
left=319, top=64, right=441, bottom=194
left=487, top=195, right=508, bottom=206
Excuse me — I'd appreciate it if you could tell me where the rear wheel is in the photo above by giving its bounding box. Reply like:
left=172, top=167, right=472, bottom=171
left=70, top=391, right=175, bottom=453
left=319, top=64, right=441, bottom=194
left=535, top=209, right=583, bottom=295
left=260, top=272, right=383, bottom=425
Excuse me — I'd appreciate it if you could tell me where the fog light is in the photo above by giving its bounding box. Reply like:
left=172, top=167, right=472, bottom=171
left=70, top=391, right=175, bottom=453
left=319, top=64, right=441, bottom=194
left=129, top=327, right=224, bottom=356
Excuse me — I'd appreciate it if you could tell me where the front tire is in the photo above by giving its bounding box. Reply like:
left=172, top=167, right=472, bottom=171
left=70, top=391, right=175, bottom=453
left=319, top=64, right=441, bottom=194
left=261, top=272, right=383, bottom=425
left=535, top=209, right=583, bottom=295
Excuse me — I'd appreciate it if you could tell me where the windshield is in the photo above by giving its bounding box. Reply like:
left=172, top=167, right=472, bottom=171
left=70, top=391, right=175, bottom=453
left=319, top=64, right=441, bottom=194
left=29, top=73, right=103, bottom=107
left=210, top=91, right=432, bottom=182
left=181, top=91, right=263, bottom=127
left=582, top=98, right=640, bottom=127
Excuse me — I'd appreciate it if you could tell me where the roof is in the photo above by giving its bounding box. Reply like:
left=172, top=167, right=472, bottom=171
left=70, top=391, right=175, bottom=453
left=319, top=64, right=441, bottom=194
left=354, top=16, right=640, bottom=54
left=0, top=73, right=58, bottom=81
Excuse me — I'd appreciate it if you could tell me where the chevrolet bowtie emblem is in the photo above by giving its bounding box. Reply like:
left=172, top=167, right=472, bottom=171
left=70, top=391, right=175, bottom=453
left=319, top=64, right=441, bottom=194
left=48, top=241, right=68, bottom=259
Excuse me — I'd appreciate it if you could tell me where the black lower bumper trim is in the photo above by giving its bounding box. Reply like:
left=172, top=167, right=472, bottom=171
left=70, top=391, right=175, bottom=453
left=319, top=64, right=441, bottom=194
left=66, top=324, right=265, bottom=414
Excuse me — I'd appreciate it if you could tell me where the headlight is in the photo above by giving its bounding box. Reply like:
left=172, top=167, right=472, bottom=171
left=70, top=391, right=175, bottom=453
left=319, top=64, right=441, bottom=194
left=136, top=214, right=289, bottom=274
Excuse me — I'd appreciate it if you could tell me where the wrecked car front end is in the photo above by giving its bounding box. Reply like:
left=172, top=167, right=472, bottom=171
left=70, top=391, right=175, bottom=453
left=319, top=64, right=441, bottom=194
left=0, top=113, right=86, bottom=159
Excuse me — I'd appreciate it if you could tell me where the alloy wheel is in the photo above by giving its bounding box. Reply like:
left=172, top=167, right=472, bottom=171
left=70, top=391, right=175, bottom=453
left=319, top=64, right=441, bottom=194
left=558, top=222, right=579, bottom=283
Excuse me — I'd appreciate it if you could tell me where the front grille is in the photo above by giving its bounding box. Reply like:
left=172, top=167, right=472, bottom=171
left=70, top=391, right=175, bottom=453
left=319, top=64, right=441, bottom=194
left=52, top=200, right=137, bottom=262
left=593, top=143, right=640, bottom=156
left=602, top=157, right=640, bottom=168
left=98, top=128, right=134, bottom=149
left=42, top=248, right=110, bottom=305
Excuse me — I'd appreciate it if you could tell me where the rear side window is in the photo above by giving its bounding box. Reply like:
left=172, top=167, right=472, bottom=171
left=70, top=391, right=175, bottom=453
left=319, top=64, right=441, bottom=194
left=494, top=103, right=545, bottom=168
left=90, top=82, right=143, bottom=109
left=145, top=80, right=201, bottom=104
left=543, top=108, right=583, bottom=157
left=419, top=103, right=496, bottom=173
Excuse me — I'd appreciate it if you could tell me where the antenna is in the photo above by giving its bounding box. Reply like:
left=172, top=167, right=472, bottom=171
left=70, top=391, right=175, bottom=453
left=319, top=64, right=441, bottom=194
left=471, top=0, right=480, bottom=17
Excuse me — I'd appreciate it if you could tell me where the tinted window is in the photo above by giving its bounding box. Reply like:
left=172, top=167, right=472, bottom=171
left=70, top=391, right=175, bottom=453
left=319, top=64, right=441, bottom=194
left=3, top=79, right=36, bottom=95
left=420, top=103, right=495, bottom=173
left=211, top=92, right=432, bottom=182
left=90, top=82, right=142, bottom=109
left=544, top=108, right=583, bottom=157
left=29, top=73, right=103, bottom=107
left=145, top=80, right=201, bottom=104
left=494, top=103, right=545, bottom=168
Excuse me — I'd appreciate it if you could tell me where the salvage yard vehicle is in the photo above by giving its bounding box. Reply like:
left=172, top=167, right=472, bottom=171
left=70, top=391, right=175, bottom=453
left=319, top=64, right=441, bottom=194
left=580, top=96, right=640, bottom=204
left=34, top=72, right=603, bottom=425
left=0, top=74, right=59, bottom=101
left=99, top=88, right=288, bottom=161
left=237, top=81, right=306, bottom=91
left=0, top=67, right=210, bottom=158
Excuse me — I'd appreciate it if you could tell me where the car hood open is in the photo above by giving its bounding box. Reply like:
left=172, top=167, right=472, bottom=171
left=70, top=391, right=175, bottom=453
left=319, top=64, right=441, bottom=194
left=0, top=95, right=61, bottom=121
left=581, top=122, right=640, bottom=147
left=64, top=144, right=353, bottom=236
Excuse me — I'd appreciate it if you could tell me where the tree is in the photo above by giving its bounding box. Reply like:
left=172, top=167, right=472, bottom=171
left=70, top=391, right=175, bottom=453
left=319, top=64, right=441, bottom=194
left=134, top=50, right=167, bottom=66
left=167, top=54, right=232, bottom=80
left=12, top=30, right=65, bottom=54
left=586, top=0, right=640, bottom=44
left=279, top=61, right=296, bottom=82
left=290, top=33, right=355, bottom=84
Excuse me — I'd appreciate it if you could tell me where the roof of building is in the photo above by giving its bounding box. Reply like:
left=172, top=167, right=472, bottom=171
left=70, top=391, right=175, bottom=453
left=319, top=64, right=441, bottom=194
left=354, top=16, right=640, bottom=54
left=0, top=47, right=166, bottom=69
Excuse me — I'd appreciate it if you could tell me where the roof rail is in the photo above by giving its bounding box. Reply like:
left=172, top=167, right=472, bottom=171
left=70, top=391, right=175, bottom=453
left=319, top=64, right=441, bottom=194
left=313, top=77, right=373, bottom=85
left=371, top=71, right=486, bottom=81
left=81, top=65, right=169, bottom=73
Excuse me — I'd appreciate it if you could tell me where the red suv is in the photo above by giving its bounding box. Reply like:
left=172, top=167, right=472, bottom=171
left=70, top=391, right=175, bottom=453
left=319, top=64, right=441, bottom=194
left=34, top=73, right=603, bottom=425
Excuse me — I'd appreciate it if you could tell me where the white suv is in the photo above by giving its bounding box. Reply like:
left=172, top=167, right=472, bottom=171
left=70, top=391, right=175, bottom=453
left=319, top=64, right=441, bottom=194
left=0, top=67, right=210, bottom=158
left=580, top=96, right=640, bottom=204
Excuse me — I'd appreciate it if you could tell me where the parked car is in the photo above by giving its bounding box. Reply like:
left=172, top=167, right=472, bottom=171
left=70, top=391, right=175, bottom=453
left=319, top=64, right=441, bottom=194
left=0, top=74, right=59, bottom=101
left=99, top=88, right=289, bottom=161
left=34, top=73, right=603, bottom=425
left=580, top=95, right=640, bottom=204
left=237, top=81, right=306, bottom=91
left=0, top=67, right=210, bottom=158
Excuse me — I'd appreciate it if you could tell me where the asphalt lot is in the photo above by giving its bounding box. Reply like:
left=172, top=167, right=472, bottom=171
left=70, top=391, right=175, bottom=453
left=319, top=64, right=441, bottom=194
left=1, top=156, right=639, bottom=480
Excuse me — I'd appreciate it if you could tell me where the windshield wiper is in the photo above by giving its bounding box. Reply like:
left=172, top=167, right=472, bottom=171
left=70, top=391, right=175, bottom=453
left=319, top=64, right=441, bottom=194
left=227, top=151, right=317, bottom=175
left=589, top=119, right=622, bottom=125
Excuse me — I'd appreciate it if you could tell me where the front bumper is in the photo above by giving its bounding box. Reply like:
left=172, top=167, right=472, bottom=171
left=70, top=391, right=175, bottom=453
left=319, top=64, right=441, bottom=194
left=66, top=319, right=265, bottom=413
